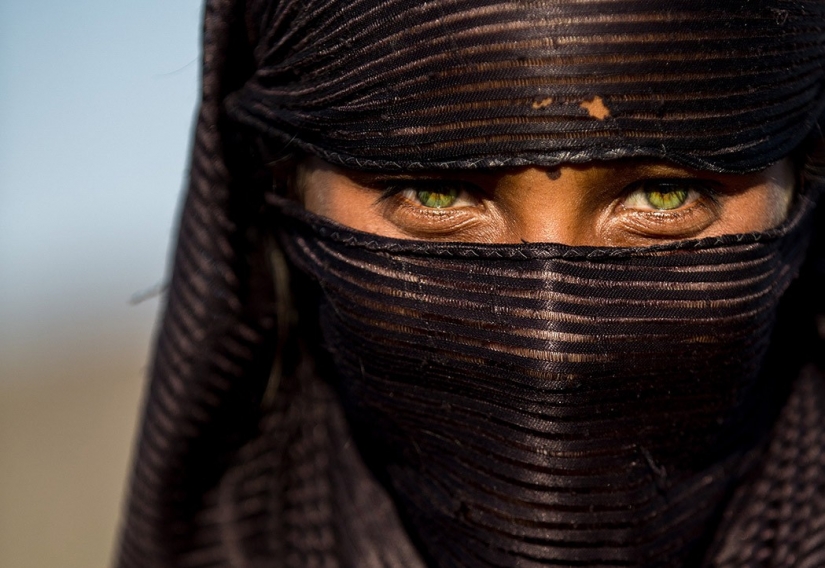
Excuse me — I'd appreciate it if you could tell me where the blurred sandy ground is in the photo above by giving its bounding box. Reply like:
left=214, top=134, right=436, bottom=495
left=0, top=301, right=159, bottom=568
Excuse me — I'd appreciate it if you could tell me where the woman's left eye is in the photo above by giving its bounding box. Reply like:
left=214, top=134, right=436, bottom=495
left=622, top=180, right=710, bottom=211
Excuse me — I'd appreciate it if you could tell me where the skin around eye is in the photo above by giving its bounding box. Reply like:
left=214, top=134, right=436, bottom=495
left=606, top=179, right=725, bottom=241
left=292, top=156, right=795, bottom=246
left=374, top=180, right=491, bottom=239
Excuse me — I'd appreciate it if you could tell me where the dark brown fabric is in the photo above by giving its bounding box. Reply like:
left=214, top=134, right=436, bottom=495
left=271, top=189, right=816, bottom=567
left=115, top=1, right=825, bottom=567
left=229, top=0, right=825, bottom=172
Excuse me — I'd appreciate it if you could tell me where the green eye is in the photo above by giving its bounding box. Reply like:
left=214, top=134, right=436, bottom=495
left=624, top=181, right=704, bottom=212
left=645, top=187, right=689, bottom=210
left=415, top=188, right=459, bottom=208
left=383, top=180, right=479, bottom=210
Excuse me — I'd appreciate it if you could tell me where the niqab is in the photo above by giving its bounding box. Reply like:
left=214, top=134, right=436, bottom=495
left=116, top=1, right=825, bottom=566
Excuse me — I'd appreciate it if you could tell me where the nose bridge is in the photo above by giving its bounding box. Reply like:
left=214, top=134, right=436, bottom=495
left=498, top=166, right=605, bottom=246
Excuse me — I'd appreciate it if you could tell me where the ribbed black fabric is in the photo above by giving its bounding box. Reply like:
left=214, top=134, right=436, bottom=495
left=272, top=192, right=816, bottom=567
left=229, top=0, right=825, bottom=172
left=114, top=0, right=825, bottom=567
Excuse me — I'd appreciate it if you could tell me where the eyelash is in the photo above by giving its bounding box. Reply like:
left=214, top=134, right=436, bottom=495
left=377, top=180, right=480, bottom=206
left=622, top=179, right=719, bottom=210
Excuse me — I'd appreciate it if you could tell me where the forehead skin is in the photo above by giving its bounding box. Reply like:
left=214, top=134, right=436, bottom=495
left=294, top=157, right=795, bottom=247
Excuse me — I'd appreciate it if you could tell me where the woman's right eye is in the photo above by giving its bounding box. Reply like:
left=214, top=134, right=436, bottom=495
left=370, top=179, right=489, bottom=239
left=382, top=180, right=480, bottom=209
left=403, top=186, right=461, bottom=208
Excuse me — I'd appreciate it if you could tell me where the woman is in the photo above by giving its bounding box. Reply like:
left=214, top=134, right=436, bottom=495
left=117, top=0, right=825, bottom=566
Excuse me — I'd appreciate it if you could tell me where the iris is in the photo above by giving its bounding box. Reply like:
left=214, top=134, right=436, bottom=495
left=646, top=187, right=689, bottom=210
left=415, top=188, right=459, bottom=208
left=624, top=180, right=701, bottom=212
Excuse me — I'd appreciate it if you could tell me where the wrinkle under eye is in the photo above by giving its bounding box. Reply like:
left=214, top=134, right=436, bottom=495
left=371, top=179, right=491, bottom=239
left=606, top=178, right=727, bottom=242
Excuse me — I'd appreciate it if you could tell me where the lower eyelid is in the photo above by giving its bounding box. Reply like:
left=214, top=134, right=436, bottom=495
left=379, top=190, right=487, bottom=237
left=392, top=209, right=484, bottom=238
left=612, top=197, right=719, bottom=239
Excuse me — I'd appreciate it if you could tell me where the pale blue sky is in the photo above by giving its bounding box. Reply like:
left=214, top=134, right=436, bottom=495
left=0, top=0, right=203, bottom=381
left=0, top=6, right=205, bottom=564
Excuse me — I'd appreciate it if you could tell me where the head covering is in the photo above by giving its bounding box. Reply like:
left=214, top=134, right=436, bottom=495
left=230, top=0, right=825, bottom=172
left=116, top=1, right=825, bottom=567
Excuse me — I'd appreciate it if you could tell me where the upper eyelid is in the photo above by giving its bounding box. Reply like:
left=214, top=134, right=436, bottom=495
left=622, top=177, right=722, bottom=196
left=366, top=175, right=476, bottom=186
left=625, top=177, right=721, bottom=187
left=373, top=178, right=484, bottom=201
left=351, top=172, right=456, bottom=185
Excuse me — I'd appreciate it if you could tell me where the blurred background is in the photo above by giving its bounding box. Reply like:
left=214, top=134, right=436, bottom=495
left=0, top=1, right=202, bottom=566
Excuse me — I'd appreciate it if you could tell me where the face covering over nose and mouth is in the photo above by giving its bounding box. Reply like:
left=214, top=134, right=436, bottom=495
left=271, top=189, right=817, bottom=567
left=115, top=0, right=825, bottom=566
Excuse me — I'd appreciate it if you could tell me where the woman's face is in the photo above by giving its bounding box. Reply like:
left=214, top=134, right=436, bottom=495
left=294, top=156, right=795, bottom=247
